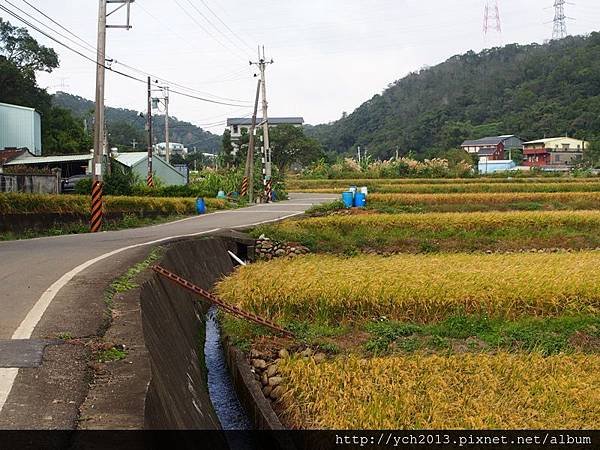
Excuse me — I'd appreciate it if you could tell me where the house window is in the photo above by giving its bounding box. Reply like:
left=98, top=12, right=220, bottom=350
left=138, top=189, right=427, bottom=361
left=233, top=125, right=239, bottom=134
left=555, top=154, right=561, bottom=162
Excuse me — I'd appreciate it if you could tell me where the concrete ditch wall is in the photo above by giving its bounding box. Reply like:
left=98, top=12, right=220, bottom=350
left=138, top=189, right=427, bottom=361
left=140, top=237, right=235, bottom=430
left=139, top=233, right=286, bottom=437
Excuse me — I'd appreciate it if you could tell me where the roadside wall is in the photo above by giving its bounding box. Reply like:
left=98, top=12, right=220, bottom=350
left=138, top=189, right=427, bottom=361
left=140, top=238, right=235, bottom=430
left=0, top=172, right=60, bottom=194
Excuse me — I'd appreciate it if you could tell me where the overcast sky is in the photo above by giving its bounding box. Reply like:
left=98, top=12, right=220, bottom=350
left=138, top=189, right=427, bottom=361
left=4, top=0, right=600, bottom=134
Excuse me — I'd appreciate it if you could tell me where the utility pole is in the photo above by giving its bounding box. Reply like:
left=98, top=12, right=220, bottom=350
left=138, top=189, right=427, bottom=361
left=357, top=146, right=361, bottom=163
left=91, top=0, right=107, bottom=233
left=146, top=76, right=154, bottom=187
left=163, top=86, right=170, bottom=164
left=243, top=79, right=262, bottom=204
left=91, top=0, right=134, bottom=233
left=251, top=46, right=274, bottom=200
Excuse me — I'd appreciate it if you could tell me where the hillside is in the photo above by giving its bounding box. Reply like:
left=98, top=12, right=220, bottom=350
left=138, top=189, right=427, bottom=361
left=52, top=92, right=220, bottom=153
left=307, top=33, right=600, bottom=159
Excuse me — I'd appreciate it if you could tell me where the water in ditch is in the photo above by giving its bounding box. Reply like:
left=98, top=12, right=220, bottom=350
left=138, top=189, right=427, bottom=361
left=204, top=305, right=254, bottom=433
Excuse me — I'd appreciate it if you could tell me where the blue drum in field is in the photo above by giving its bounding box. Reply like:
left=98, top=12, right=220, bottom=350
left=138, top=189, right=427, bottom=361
left=354, top=192, right=366, bottom=208
left=196, top=197, right=206, bottom=214
left=342, top=191, right=354, bottom=208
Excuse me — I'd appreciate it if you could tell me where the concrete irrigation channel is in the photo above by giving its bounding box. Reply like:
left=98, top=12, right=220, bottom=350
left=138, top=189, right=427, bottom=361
left=140, top=232, right=288, bottom=445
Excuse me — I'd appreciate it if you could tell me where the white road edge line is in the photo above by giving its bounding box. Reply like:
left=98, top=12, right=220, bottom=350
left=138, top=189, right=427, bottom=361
left=0, top=210, right=304, bottom=414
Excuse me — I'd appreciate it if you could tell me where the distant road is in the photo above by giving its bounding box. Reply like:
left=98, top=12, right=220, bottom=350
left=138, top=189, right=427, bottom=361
left=0, top=193, right=336, bottom=340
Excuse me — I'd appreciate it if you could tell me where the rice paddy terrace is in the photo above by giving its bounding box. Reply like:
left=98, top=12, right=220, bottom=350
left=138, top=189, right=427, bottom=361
left=217, top=177, right=600, bottom=429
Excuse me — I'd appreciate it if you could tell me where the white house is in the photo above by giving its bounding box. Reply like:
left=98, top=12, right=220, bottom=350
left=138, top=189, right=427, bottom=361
left=154, top=142, right=188, bottom=157
left=226, top=117, right=304, bottom=151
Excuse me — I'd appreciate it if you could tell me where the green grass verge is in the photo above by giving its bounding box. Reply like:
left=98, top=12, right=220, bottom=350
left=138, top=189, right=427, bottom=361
left=0, top=213, right=192, bottom=241
left=0, top=193, right=232, bottom=215
left=364, top=315, right=600, bottom=356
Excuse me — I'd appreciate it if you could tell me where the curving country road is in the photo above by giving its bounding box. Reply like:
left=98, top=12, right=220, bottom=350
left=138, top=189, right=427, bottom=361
left=0, top=192, right=336, bottom=425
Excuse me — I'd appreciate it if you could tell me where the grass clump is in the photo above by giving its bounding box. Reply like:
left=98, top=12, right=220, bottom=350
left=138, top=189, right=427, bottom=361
left=97, top=347, right=127, bottom=363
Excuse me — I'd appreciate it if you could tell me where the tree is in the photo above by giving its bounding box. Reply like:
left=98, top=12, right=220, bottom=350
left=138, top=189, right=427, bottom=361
left=0, top=19, right=58, bottom=75
left=583, top=140, right=600, bottom=169
left=269, top=124, right=323, bottom=174
left=220, top=129, right=235, bottom=167
left=43, top=107, right=92, bottom=154
left=0, top=19, right=89, bottom=155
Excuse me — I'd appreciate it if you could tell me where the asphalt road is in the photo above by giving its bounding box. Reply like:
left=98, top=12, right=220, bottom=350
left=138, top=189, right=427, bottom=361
left=0, top=193, right=336, bottom=341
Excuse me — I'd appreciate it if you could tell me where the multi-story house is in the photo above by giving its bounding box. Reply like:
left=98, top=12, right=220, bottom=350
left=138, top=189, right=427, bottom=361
left=522, top=137, right=587, bottom=169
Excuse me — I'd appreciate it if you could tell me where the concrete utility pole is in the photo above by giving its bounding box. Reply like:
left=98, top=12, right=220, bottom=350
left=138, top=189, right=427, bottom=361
left=163, top=86, right=170, bottom=164
left=91, top=0, right=134, bottom=233
left=92, top=0, right=107, bottom=187
left=146, top=76, right=154, bottom=187
left=251, top=46, right=274, bottom=198
left=244, top=79, right=262, bottom=204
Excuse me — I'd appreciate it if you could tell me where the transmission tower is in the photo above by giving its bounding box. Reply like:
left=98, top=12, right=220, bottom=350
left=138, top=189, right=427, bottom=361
left=483, top=0, right=502, bottom=35
left=552, top=0, right=568, bottom=40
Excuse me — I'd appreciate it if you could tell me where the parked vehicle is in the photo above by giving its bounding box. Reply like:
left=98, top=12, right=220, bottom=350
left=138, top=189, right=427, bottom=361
left=61, top=174, right=91, bottom=193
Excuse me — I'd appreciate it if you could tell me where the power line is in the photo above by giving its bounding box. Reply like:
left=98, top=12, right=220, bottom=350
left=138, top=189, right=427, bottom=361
left=183, top=0, right=250, bottom=57
left=173, top=0, right=247, bottom=61
left=0, top=4, right=252, bottom=107
left=18, top=0, right=97, bottom=52
left=1, top=2, right=252, bottom=106
left=11, top=0, right=251, bottom=104
left=196, top=0, right=255, bottom=53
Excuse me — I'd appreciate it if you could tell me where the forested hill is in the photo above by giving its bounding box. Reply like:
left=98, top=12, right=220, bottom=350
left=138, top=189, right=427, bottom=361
left=52, top=92, right=220, bottom=153
left=307, top=33, right=600, bottom=159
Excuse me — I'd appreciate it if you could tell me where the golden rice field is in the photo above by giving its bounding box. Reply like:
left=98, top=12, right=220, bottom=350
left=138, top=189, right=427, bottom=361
left=278, top=353, right=600, bottom=429
left=268, top=209, right=600, bottom=233
left=253, top=210, right=600, bottom=253
left=287, top=177, right=600, bottom=189
left=290, top=181, right=600, bottom=194
left=216, top=252, right=600, bottom=323
left=368, top=191, right=600, bottom=211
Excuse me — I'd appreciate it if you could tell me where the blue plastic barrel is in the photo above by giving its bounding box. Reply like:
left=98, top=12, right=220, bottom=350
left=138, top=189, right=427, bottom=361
left=342, top=191, right=354, bottom=208
left=196, top=197, right=206, bottom=214
left=354, top=192, right=366, bottom=208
